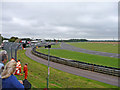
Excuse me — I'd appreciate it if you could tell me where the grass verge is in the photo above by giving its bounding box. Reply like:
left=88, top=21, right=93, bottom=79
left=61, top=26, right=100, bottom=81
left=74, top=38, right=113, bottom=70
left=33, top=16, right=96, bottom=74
left=36, top=49, right=118, bottom=68
left=51, top=43, right=61, bottom=48
left=67, top=42, right=118, bottom=54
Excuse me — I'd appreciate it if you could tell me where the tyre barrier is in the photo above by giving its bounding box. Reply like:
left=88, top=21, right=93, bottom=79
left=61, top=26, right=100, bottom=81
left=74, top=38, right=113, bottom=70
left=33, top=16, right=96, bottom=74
left=31, top=47, right=120, bottom=77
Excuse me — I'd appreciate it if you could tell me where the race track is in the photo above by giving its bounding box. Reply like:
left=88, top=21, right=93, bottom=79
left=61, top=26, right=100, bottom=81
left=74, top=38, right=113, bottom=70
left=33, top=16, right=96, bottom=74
left=25, top=48, right=119, bottom=87
left=59, top=43, right=120, bottom=58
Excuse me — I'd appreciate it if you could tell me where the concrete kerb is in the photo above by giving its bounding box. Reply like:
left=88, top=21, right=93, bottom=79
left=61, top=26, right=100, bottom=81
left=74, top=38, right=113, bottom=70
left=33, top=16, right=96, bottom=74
left=50, top=57, right=56, bottom=62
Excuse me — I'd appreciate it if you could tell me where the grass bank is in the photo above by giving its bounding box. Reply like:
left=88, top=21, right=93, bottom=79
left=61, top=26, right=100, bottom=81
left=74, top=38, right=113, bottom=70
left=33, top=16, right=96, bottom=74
left=51, top=43, right=61, bottom=48
left=36, top=49, right=118, bottom=68
left=67, top=42, right=118, bottom=54
left=16, top=50, right=117, bottom=88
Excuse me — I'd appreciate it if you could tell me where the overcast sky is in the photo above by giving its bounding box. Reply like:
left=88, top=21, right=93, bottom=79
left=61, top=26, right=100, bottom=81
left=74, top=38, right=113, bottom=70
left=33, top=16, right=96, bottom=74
left=1, top=1, right=118, bottom=40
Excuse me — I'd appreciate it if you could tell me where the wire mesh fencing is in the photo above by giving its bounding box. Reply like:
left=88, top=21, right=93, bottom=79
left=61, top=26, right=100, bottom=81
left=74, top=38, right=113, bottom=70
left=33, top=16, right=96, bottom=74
left=3, top=42, right=22, bottom=61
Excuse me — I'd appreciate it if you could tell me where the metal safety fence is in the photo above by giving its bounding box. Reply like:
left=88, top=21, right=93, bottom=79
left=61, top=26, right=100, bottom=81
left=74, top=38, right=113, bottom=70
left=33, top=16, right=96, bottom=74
left=32, top=47, right=120, bottom=77
left=3, top=42, right=22, bottom=61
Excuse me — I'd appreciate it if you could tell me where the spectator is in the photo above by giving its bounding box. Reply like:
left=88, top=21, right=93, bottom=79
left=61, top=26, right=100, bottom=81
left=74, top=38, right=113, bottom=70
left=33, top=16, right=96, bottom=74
left=17, top=60, right=22, bottom=73
left=1, top=60, right=24, bottom=89
left=11, top=57, right=15, bottom=61
left=23, top=63, right=28, bottom=79
left=15, top=60, right=22, bottom=76
left=0, top=51, right=8, bottom=74
left=0, top=50, right=8, bottom=89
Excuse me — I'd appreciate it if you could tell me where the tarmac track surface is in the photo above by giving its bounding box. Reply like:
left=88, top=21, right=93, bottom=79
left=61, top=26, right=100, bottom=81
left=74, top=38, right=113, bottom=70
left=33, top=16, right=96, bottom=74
left=60, top=43, right=120, bottom=58
left=25, top=48, right=119, bottom=87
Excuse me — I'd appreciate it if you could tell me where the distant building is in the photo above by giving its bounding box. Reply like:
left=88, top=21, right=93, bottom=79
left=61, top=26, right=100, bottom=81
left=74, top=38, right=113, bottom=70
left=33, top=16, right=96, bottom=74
left=41, top=39, right=46, bottom=44
left=3, top=40, right=9, bottom=43
left=30, top=40, right=38, bottom=46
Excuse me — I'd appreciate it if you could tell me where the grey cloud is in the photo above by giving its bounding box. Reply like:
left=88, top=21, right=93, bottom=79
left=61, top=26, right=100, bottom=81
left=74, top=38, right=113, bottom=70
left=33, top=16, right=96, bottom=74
left=1, top=2, right=118, bottom=40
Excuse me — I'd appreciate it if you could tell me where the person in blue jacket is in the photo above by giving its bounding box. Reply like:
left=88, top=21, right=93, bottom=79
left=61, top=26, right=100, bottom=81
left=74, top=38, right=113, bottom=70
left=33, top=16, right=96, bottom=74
left=1, top=60, right=24, bottom=89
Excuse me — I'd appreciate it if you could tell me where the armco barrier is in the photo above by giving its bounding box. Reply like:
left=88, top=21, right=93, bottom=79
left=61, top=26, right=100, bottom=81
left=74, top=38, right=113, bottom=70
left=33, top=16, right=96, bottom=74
left=31, top=47, right=120, bottom=77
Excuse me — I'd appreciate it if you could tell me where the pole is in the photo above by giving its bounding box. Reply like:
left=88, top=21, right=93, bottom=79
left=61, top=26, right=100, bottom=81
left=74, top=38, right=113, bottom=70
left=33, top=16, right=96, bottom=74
left=8, top=43, right=11, bottom=61
left=15, top=44, right=21, bottom=61
left=10, top=43, right=12, bottom=59
left=47, top=48, right=50, bottom=89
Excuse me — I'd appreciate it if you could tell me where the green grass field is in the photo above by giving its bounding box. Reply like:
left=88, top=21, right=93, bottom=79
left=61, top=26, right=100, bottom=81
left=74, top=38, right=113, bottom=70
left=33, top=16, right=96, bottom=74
left=51, top=43, right=61, bottom=48
left=16, top=50, right=117, bottom=88
left=36, top=49, right=118, bottom=68
left=67, top=42, right=118, bottom=54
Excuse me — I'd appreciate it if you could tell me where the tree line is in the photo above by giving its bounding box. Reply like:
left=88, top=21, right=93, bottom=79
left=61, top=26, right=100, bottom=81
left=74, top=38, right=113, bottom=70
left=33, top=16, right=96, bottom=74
left=2, top=36, right=31, bottom=42
left=46, top=39, right=88, bottom=42
left=2, top=36, right=119, bottom=42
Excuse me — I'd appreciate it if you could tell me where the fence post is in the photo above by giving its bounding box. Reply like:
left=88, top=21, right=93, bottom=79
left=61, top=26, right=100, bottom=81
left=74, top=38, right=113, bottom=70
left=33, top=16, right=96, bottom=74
left=8, top=43, right=11, bottom=61
left=92, top=64, right=94, bottom=71
left=10, top=43, right=13, bottom=59
left=15, top=44, right=21, bottom=61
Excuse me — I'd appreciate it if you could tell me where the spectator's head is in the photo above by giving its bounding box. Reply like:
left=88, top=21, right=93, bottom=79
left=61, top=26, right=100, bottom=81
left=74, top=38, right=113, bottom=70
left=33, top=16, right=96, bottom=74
left=0, top=50, right=8, bottom=64
left=2, top=54, right=8, bottom=64
left=1, top=60, right=17, bottom=79
left=25, top=63, right=28, bottom=65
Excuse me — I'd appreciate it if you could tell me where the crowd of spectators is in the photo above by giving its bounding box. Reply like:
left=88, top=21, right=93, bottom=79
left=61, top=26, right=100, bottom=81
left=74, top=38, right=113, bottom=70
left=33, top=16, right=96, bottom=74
left=0, top=50, right=31, bottom=89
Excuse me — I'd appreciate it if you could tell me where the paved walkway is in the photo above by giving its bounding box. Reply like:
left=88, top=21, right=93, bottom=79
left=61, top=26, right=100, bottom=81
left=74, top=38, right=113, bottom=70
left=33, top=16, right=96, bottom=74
left=59, top=43, right=120, bottom=58
left=25, top=48, right=119, bottom=87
